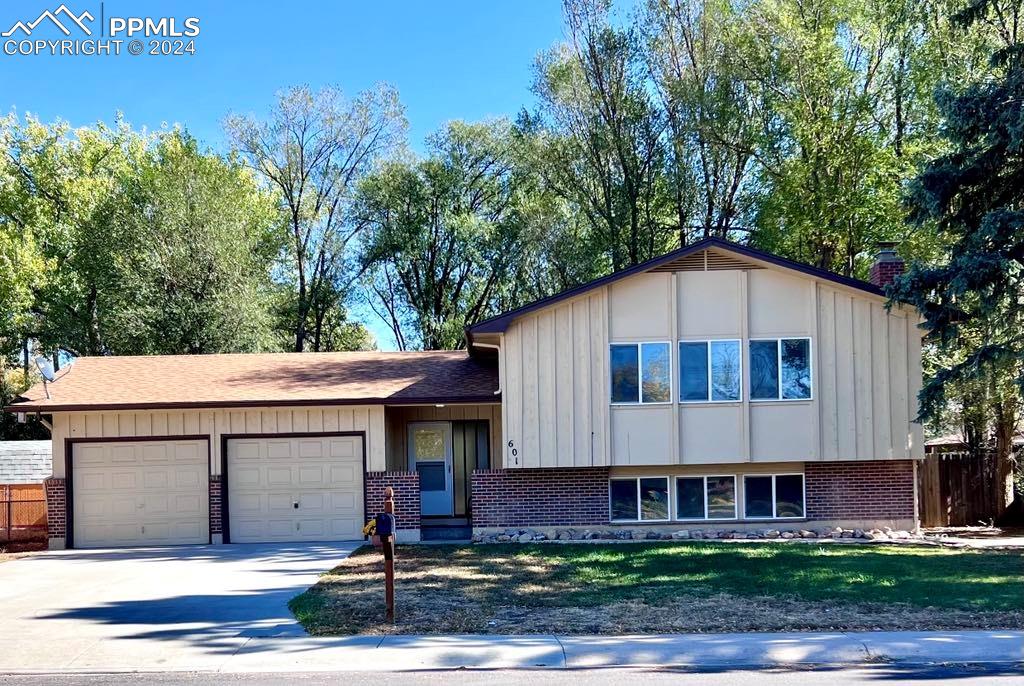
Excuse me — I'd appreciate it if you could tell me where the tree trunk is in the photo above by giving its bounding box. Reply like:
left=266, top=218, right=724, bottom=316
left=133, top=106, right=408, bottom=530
left=993, top=402, right=1017, bottom=518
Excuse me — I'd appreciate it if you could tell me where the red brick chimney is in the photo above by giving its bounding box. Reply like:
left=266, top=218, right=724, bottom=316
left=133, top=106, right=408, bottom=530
left=869, top=242, right=904, bottom=288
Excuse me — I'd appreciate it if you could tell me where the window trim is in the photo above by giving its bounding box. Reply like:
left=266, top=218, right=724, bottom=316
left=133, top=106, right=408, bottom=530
left=748, top=337, right=813, bottom=402
left=678, top=339, right=743, bottom=404
left=609, top=476, right=672, bottom=522
left=742, top=473, right=806, bottom=520
left=609, top=341, right=674, bottom=406
left=673, top=474, right=738, bottom=521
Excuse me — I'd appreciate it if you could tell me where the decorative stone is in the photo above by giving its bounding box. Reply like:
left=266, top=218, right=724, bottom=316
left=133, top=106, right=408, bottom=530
left=673, top=530, right=691, bottom=539
left=780, top=531, right=795, bottom=539
left=516, top=533, right=533, bottom=543
left=799, top=530, right=816, bottom=538
left=853, top=529, right=866, bottom=539
left=763, top=529, right=781, bottom=538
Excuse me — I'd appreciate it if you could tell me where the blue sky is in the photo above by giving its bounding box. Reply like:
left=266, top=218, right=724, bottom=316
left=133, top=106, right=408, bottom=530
left=2, top=1, right=574, bottom=348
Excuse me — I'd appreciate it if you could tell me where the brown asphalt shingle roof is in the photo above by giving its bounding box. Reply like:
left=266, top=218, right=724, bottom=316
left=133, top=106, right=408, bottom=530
left=7, top=351, right=499, bottom=413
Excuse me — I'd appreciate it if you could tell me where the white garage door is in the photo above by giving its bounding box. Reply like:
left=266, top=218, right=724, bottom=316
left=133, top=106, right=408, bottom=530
left=73, top=439, right=209, bottom=548
left=226, top=435, right=364, bottom=543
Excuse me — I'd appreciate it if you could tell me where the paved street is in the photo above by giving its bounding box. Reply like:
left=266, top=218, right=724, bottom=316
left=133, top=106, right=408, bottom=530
left=2, top=666, right=1022, bottom=685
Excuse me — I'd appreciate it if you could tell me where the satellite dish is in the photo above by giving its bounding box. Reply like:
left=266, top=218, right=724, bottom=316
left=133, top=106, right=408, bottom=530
left=34, top=356, right=56, bottom=382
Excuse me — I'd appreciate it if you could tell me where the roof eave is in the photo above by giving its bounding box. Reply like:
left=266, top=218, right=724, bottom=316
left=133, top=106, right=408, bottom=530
left=4, top=394, right=502, bottom=414
left=466, top=238, right=893, bottom=335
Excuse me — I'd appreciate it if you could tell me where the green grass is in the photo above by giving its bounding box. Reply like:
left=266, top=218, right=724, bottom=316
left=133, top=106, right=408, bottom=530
left=290, top=542, right=1024, bottom=635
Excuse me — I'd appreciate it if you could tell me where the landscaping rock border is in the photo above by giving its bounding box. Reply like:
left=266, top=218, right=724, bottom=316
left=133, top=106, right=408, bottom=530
left=472, top=526, right=921, bottom=544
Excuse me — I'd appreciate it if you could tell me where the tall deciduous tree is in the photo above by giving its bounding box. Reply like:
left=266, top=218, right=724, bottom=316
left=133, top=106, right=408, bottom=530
left=357, top=121, right=535, bottom=350
left=226, top=85, right=406, bottom=351
left=533, top=0, right=673, bottom=272
left=104, top=132, right=285, bottom=354
left=641, top=0, right=760, bottom=243
left=890, top=0, right=1024, bottom=517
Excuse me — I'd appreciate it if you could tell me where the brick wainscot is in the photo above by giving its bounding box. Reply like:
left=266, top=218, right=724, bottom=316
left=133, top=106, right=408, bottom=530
left=470, top=461, right=917, bottom=540
left=366, top=471, right=421, bottom=542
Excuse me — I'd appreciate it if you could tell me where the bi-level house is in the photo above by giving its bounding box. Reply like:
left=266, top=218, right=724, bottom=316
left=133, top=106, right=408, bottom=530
left=7, top=239, right=922, bottom=549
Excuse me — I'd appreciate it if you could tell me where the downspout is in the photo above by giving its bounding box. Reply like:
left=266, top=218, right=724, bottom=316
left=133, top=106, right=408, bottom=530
left=470, top=342, right=502, bottom=395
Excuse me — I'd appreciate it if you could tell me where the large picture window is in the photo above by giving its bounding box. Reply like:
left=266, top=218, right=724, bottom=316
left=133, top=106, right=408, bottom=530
left=743, top=474, right=805, bottom=519
left=749, top=338, right=812, bottom=400
left=679, top=340, right=741, bottom=402
left=674, top=475, right=737, bottom=520
left=609, top=477, right=670, bottom=521
left=610, top=342, right=671, bottom=404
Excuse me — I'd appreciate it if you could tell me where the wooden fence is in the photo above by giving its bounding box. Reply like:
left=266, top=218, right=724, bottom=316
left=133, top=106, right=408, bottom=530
left=917, top=451, right=999, bottom=527
left=0, top=484, right=47, bottom=544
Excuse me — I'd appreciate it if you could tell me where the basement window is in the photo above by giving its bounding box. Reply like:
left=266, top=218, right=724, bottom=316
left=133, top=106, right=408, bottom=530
left=743, top=474, right=805, bottom=519
left=610, top=477, right=670, bottom=522
left=675, top=475, right=737, bottom=520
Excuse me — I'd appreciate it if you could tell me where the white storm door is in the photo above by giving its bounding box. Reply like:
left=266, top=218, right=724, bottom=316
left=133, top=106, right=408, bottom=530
left=408, top=422, right=453, bottom=516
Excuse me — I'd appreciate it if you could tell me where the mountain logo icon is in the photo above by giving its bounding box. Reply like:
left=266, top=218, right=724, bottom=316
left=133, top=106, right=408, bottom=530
left=2, top=4, right=94, bottom=37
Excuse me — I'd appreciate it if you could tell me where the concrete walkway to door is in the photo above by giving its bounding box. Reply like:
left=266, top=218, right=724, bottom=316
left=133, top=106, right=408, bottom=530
left=0, top=542, right=360, bottom=672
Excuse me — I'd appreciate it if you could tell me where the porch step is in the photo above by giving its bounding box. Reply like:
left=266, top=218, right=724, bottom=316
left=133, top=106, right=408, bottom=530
left=421, top=526, right=472, bottom=541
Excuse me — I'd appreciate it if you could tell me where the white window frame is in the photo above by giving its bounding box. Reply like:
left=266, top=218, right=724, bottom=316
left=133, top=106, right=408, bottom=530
left=678, top=339, right=743, bottom=404
left=742, top=473, right=806, bottom=520
left=609, top=341, right=673, bottom=406
left=609, top=476, right=672, bottom=522
left=673, top=475, right=737, bottom=521
left=748, top=337, right=814, bottom=402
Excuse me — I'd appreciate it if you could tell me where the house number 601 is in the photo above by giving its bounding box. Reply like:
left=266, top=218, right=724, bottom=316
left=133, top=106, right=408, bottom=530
left=507, top=439, right=518, bottom=464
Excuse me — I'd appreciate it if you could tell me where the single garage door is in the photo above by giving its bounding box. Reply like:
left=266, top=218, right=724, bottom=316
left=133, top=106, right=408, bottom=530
left=73, top=439, right=209, bottom=548
left=226, top=435, right=364, bottom=543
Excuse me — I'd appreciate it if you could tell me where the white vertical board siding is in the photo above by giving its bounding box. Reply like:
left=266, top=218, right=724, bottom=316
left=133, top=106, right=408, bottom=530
left=502, top=289, right=610, bottom=468
left=497, top=266, right=923, bottom=467
left=49, top=405, right=387, bottom=478
left=816, top=286, right=922, bottom=460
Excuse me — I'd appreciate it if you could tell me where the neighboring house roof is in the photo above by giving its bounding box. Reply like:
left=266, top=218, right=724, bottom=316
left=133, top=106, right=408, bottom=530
left=925, top=433, right=1024, bottom=449
left=6, top=351, right=499, bottom=413
left=0, top=441, right=52, bottom=484
left=467, top=237, right=889, bottom=336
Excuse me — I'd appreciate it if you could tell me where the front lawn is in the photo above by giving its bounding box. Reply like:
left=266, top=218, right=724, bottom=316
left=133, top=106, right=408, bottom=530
left=290, top=542, right=1024, bottom=635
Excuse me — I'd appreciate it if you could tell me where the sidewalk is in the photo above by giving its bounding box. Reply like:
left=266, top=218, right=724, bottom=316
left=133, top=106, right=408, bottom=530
left=6, top=630, right=1021, bottom=673
left=221, top=631, right=1024, bottom=672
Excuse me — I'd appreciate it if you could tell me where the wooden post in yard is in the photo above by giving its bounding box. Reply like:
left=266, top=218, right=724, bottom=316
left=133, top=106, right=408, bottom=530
left=383, top=486, right=396, bottom=622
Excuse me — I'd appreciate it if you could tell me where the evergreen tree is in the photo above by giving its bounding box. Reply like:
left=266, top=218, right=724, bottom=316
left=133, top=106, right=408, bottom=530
left=890, top=0, right=1024, bottom=516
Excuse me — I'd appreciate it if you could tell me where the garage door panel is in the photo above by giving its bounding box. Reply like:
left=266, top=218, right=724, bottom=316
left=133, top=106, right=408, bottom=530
left=266, top=441, right=293, bottom=459
left=299, top=465, right=325, bottom=485
left=329, top=464, right=357, bottom=485
left=227, top=435, right=363, bottom=543
left=73, top=439, right=209, bottom=548
left=142, top=444, right=169, bottom=463
left=175, top=467, right=202, bottom=488
left=142, top=470, right=168, bottom=489
left=233, top=466, right=263, bottom=488
left=329, top=439, right=358, bottom=459
left=111, top=471, right=138, bottom=490
left=267, top=467, right=292, bottom=486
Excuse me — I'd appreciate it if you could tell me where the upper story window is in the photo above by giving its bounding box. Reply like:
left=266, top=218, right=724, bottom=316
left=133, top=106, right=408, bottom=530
left=749, top=338, right=812, bottom=400
left=610, top=342, right=671, bottom=404
left=679, top=340, right=741, bottom=402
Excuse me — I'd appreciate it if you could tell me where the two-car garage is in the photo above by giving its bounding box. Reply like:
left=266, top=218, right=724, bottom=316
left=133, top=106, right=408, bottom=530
left=68, top=433, right=365, bottom=549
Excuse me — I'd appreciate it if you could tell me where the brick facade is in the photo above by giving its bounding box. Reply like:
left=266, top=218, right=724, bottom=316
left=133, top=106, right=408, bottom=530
left=805, top=460, right=915, bottom=521
left=471, top=467, right=611, bottom=528
left=365, top=471, right=420, bottom=530
left=209, top=474, right=222, bottom=535
left=43, top=477, right=65, bottom=541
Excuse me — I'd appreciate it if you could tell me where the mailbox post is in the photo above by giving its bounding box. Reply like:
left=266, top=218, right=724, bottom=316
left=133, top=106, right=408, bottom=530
left=379, top=486, right=397, bottom=622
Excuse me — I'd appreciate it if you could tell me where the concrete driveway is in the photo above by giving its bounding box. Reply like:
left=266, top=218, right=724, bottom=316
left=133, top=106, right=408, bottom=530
left=0, top=542, right=360, bottom=672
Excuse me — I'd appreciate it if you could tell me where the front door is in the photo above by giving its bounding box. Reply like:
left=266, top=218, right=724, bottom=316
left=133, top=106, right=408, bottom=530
left=408, top=422, right=453, bottom=516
